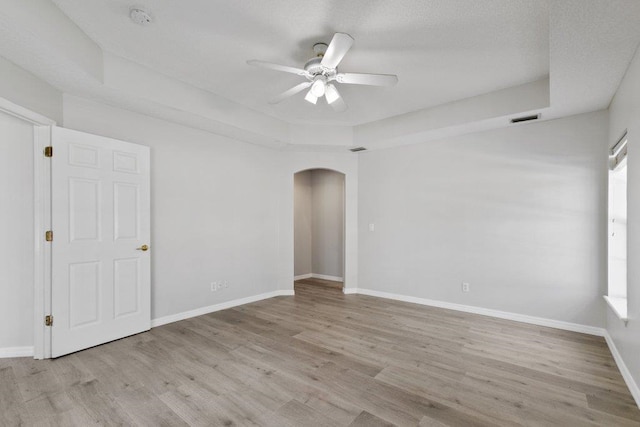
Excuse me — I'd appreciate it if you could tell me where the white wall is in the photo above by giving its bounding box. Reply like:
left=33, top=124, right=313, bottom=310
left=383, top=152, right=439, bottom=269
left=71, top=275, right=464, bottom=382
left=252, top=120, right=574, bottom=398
left=359, top=111, right=608, bottom=327
left=62, top=95, right=282, bottom=321
left=0, top=110, right=34, bottom=348
left=294, top=170, right=312, bottom=276
left=311, top=169, right=344, bottom=279
left=0, top=55, right=62, bottom=123
left=607, top=43, right=640, bottom=401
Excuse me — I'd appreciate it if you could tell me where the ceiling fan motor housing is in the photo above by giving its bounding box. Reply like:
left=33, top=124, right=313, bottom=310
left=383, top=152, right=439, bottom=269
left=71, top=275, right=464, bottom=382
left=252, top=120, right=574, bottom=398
left=304, top=57, right=336, bottom=79
left=304, top=42, right=334, bottom=77
left=313, top=42, right=328, bottom=56
left=304, top=57, right=323, bottom=74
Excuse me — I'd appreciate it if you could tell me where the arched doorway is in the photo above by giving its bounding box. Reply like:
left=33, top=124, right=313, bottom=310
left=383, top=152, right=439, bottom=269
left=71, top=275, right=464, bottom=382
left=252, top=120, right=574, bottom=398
left=293, top=168, right=345, bottom=294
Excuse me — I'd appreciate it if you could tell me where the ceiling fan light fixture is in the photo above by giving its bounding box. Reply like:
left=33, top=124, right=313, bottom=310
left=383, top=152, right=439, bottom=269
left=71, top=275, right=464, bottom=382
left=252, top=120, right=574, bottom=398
left=310, top=77, right=327, bottom=97
left=247, top=32, right=398, bottom=110
left=304, top=90, right=318, bottom=104
left=325, top=84, right=340, bottom=104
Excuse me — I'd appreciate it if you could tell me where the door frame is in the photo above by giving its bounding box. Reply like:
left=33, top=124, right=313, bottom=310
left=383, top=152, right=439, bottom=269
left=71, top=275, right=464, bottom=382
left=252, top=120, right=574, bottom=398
left=33, top=125, right=53, bottom=359
left=0, top=97, right=57, bottom=359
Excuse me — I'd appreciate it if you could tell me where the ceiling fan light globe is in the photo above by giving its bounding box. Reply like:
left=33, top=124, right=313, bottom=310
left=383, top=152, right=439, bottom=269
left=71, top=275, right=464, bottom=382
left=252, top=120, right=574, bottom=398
left=325, top=84, right=340, bottom=104
left=304, top=90, right=318, bottom=104
left=311, top=79, right=326, bottom=97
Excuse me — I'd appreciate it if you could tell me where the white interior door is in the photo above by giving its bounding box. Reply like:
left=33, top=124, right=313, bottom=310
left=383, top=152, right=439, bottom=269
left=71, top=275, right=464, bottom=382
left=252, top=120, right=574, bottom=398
left=51, top=127, right=150, bottom=358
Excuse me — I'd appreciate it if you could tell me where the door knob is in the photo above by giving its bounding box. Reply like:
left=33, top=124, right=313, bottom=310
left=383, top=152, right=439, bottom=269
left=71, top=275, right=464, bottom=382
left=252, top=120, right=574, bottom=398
left=137, top=244, right=149, bottom=251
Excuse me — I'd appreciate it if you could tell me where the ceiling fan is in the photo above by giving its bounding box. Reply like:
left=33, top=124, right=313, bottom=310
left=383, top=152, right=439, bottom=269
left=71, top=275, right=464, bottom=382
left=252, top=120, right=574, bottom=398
left=247, top=33, right=398, bottom=112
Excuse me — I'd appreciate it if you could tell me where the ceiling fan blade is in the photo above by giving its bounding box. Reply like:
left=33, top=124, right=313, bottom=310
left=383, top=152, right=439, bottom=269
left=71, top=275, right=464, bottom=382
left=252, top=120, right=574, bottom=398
left=321, top=33, right=354, bottom=69
left=269, top=81, right=312, bottom=104
left=247, top=60, right=308, bottom=77
left=336, top=72, right=398, bottom=87
left=325, top=85, right=347, bottom=112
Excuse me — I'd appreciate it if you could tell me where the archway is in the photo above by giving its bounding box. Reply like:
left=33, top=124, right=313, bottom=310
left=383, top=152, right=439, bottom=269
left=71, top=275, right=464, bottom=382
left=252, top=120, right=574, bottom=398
left=293, top=168, right=345, bottom=293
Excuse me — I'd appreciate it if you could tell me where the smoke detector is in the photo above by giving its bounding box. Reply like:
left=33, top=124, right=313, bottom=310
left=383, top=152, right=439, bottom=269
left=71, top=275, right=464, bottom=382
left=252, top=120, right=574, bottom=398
left=130, top=8, right=152, bottom=25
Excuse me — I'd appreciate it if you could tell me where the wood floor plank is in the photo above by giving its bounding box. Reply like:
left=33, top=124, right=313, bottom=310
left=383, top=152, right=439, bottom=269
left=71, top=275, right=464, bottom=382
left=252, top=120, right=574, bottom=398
left=587, top=393, right=640, bottom=422
left=276, top=399, right=339, bottom=427
left=113, top=384, right=190, bottom=426
left=0, top=366, right=27, bottom=426
left=349, top=410, right=395, bottom=427
left=0, top=277, right=637, bottom=426
left=65, top=379, right=137, bottom=425
left=300, top=393, right=363, bottom=425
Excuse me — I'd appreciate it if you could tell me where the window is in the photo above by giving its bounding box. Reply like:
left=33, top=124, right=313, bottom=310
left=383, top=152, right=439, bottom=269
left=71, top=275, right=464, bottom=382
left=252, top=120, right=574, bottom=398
left=606, top=133, right=628, bottom=321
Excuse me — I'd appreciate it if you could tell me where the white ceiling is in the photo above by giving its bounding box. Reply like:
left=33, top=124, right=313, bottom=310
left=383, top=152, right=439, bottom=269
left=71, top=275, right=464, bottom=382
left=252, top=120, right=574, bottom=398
left=1, top=1, right=639, bottom=149
left=51, top=0, right=550, bottom=126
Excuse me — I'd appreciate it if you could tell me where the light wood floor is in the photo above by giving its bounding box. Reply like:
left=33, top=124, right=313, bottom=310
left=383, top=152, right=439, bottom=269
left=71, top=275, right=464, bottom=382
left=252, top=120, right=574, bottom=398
left=1, top=279, right=639, bottom=426
left=295, top=276, right=344, bottom=291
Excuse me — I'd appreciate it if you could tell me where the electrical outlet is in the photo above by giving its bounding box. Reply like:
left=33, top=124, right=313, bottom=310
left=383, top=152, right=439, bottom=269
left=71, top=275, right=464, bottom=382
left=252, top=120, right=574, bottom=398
left=211, top=281, right=227, bottom=291
left=462, top=282, right=470, bottom=292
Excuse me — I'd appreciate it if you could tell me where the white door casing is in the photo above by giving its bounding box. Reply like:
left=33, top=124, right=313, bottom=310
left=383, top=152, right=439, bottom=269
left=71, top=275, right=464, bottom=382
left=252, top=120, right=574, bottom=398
left=51, top=127, right=150, bottom=357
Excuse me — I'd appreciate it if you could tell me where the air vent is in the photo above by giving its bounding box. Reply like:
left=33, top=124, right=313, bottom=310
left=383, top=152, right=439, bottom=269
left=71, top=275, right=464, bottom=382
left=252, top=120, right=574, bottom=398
left=350, top=147, right=367, bottom=152
left=511, top=114, right=540, bottom=124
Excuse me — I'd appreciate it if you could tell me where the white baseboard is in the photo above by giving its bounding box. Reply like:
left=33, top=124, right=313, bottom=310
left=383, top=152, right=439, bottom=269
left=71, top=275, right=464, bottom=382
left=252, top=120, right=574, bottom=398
left=311, top=273, right=343, bottom=282
left=294, top=273, right=313, bottom=281
left=604, top=331, right=640, bottom=408
left=151, top=290, right=294, bottom=328
left=0, top=346, right=34, bottom=358
left=343, top=287, right=358, bottom=295
left=356, top=288, right=605, bottom=337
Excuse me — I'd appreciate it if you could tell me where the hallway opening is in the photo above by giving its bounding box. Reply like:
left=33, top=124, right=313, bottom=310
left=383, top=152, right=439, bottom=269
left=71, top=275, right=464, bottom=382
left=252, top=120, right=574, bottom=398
left=293, top=169, right=345, bottom=293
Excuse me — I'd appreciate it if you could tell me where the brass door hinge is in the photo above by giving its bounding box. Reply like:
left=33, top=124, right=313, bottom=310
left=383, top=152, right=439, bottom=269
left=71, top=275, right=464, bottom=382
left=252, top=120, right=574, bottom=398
left=45, top=315, right=53, bottom=326
left=44, top=146, right=53, bottom=157
left=45, top=230, right=53, bottom=242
